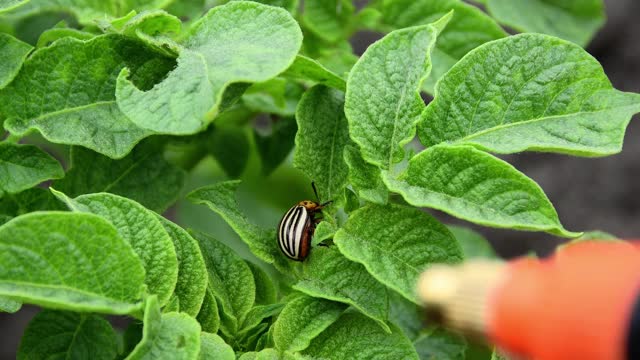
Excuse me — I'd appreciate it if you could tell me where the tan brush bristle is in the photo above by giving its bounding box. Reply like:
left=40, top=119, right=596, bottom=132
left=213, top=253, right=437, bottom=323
left=417, top=261, right=506, bottom=339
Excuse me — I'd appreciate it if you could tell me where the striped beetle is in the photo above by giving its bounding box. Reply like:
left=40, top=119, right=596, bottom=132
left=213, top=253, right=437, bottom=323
left=277, top=183, right=331, bottom=261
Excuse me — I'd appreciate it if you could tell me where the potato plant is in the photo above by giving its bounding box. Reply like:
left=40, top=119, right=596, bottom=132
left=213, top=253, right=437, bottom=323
left=0, top=0, right=634, bottom=359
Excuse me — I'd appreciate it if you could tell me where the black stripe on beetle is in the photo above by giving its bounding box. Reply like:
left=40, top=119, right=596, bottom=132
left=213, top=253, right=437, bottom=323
left=277, top=183, right=332, bottom=261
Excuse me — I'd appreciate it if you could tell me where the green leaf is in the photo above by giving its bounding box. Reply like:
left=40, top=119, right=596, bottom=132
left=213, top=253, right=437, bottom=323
left=190, top=230, right=256, bottom=333
left=54, top=191, right=179, bottom=306
left=413, top=327, right=467, bottom=360
left=1, top=35, right=175, bottom=158
left=447, top=225, right=497, bottom=259
left=54, top=143, right=185, bottom=213
left=0, top=33, right=31, bottom=89
left=370, top=0, right=506, bottom=93
left=243, top=78, right=302, bottom=117
left=419, top=34, right=640, bottom=157
left=127, top=296, right=202, bottom=360
left=18, top=310, right=118, bottom=360
left=384, top=145, right=579, bottom=237
left=491, top=350, right=509, bottom=360
left=334, top=203, right=462, bottom=303
left=343, top=145, right=388, bottom=204
left=0, top=212, right=144, bottom=314
left=303, top=312, right=418, bottom=359
left=486, top=0, right=604, bottom=47
left=0, top=187, right=66, bottom=223
left=0, top=143, right=63, bottom=196
left=248, top=262, right=277, bottom=306
left=255, top=117, right=297, bottom=176
left=0, top=296, right=21, bottom=312
left=116, top=1, right=302, bottom=135
left=245, top=0, right=299, bottom=13
left=158, top=216, right=208, bottom=317
left=200, top=332, right=234, bottom=360
left=294, top=85, right=349, bottom=205
left=36, top=27, right=95, bottom=48
left=187, top=180, right=288, bottom=270
left=345, top=12, right=450, bottom=169
left=273, top=295, right=347, bottom=352
left=293, top=246, right=390, bottom=332
left=209, top=124, right=250, bottom=178
left=0, top=0, right=30, bottom=13
left=388, top=290, right=422, bottom=341
left=312, top=221, right=336, bottom=246
left=197, top=288, right=221, bottom=334
left=282, top=55, right=346, bottom=91
left=302, top=0, right=355, bottom=43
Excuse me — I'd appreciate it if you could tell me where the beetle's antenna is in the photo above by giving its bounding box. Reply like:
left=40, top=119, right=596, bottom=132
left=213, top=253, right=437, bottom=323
left=311, top=181, right=320, bottom=202
left=320, top=200, right=333, bottom=207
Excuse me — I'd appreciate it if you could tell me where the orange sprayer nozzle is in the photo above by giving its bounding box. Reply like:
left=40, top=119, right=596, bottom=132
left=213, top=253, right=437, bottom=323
left=418, top=241, right=640, bottom=360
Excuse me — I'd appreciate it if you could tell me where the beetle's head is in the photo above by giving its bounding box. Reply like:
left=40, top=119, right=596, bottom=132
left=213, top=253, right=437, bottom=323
left=298, top=200, right=320, bottom=210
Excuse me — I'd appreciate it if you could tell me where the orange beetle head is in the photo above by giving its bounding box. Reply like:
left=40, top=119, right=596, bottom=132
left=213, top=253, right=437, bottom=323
left=298, top=200, right=321, bottom=210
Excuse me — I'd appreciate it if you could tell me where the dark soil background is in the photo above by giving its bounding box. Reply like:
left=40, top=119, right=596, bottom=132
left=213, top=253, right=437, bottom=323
left=2, top=1, right=640, bottom=357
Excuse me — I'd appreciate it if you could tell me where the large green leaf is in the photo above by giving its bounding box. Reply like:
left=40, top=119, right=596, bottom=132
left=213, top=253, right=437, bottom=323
left=302, top=0, right=354, bottom=43
left=384, top=145, right=578, bottom=237
left=127, top=296, right=202, bottom=360
left=419, top=34, right=640, bottom=157
left=54, top=143, right=185, bottom=213
left=0, top=187, right=66, bottom=226
left=388, top=290, right=422, bottom=341
left=116, top=1, right=302, bottom=134
left=413, top=327, right=467, bottom=360
left=294, top=85, right=349, bottom=205
left=273, top=295, right=346, bottom=352
left=18, top=310, right=118, bottom=360
left=190, top=230, right=256, bottom=336
left=345, top=13, right=450, bottom=169
left=293, top=246, right=390, bottom=332
left=334, top=204, right=462, bottom=303
left=0, top=0, right=30, bottom=13
left=158, top=216, right=208, bottom=317
left=1, top=35, right=174, bottom=158
left=199, top=332, right=234, bottom=360
left=303, top=312, right=418, bottom=359
left=54, top=192, right=179, bottom=306
left=371, top=0, right=506, bottom=93
left=0, top=143, right=63, bottom=197
left=486, top=0, right=605, bottom=47
left=0, top=33, right=31, bottom=89
left=0, top=212, right=144, bottom=313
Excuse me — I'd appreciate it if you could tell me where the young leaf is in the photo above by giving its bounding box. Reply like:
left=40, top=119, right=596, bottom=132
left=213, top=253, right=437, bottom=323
left=371, top=0, right=506, bottom=93
left=36, top=27, right=94, bottom=48
left=54, top=143, right=185, bottom=213
left=294, top=85, right=350, bottom=205
left=255, top=117, right=297, bottom=176
left=200, top=332, right=234, bottom=360
left=243, top=78, right=302, bottom=117
left=302, top=0, right=355, bottom=43
left=190, top=230, right=256, bottom=331
left=0, top=33, right=31, bottom=89
left=0, top=296, right=21, bottom=313
left=116, top=1, right=302, bottom=134
left=419, top=34, right=640, bottom=157
left=1, top=35, right=175, bottom=158
left=208, top=124, right=250, bottom=178
left=0, top=143, right=63, bottom=197
left=486, top=0, right=605, bottom=47
left=197, top=288, right=221, bottom=334
left=187, top=180, right=288, bottom=270
left=293, top=246, right=390, bottom=332
left=282, top=55, right=346, bottom=91
left=384, top=145, right=579, bottom=237
left=345, top=12, right=450, bottom=169
left=302, top=312, right=418, bottom=360
left=273, top=295, right=347, bottom=352
left=240, top=303, right=284, bottom=334
left=127, top=296, right=202, bottom=360
left=343, top=145, right=388, bottom=204
left=247, top=262, right=277, bottom=306
left=158, top=216, right=208, bottom=317
left=413, top=327, right=467, bottom=360
left=55, top=192, right=179, bottom=307
left=312, top=220, right=336, bottom=246
left=17, top=310, right=118, bottom=360
left=334, top=203, right=462, bottom=303
left=0, top=212, right=145, bottom=314
left=447, top=225, right=497, bottom=259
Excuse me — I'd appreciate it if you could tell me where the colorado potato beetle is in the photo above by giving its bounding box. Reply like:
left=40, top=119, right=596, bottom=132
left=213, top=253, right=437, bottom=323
left=277, top=183, right=331, bottom=261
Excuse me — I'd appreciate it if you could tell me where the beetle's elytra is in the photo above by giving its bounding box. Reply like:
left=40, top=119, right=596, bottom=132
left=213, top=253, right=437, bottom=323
left=277, top=183, right=331, bottom=261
